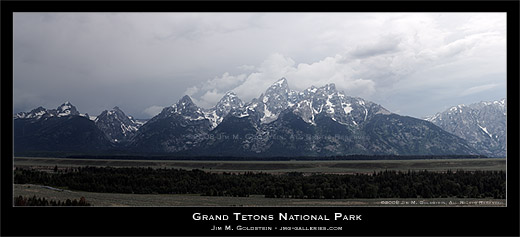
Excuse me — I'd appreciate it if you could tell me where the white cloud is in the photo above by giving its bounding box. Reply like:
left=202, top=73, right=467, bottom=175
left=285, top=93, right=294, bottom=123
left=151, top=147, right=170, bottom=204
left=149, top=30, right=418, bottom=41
left=350, top=35, right=402, bottom=59
left=189, top=53, right=379, bottom=106
left=184, top=72, right=247, bottom=108
left=461, top=84, right=499, bottom=96
left=237, top=65, right=256, bottom=71
left=143, top=105, right=164, bottom=117
left=198, top=89, right=225, bottom=108
left=184, top=86, right=200, bottom=98
left=232, top=53, right=296, bottom=99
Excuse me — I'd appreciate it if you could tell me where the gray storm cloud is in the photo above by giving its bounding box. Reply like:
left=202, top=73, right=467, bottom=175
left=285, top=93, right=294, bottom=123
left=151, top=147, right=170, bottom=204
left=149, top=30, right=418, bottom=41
left=14, top=13, right=506, bottom=119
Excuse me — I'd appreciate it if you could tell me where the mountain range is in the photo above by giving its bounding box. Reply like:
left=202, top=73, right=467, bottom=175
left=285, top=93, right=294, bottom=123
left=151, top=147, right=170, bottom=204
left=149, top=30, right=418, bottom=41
left=13, top=78, right=506, bottom=157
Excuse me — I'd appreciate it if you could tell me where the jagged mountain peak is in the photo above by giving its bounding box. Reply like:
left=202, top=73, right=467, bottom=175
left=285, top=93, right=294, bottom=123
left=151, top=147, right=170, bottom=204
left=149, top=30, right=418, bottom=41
left=290, top=82, right=390, bottom=126
left=59, top=101, right=72, bottom=107
left=152, top=95, right=207, bottom=122
left=274, top=77, right=288, bottom=86
left=223, top=91, right=237, bottom=97
left=427, top=98, right=507, bottom=122
left=322, top=83, right=336, bottom=92
left=98, top=106, right=130, bottom=121
left=215, top=91, right=244, bottom=116
left=265, top=78, right=290, bottom=95
left=469, top=98, right=507, bottom=112
left=308, top=85, right=316, bottom=89
left=33, top=106, right=47, bottom=112
left=426, top=98, right=506, bottom=157
left=95, top=106, right=141, bottom=143
left=303, top=83, right=338, bottom=96
left=177, top=95, right=195, bottom=106
left=56, top=101, right=80, bottom=117
left=171, top=95, right=201, bottom=114
left=15, top=102, right=82, bottom=119
left=57, top=101, right=74, bottom=109
left=251, top=78, right=294, bottom=124
left=218, top=91, right=241, bottom=102
left=14, top=106, right=47, bottom=119
left=480, top=98, right=506, bottom=105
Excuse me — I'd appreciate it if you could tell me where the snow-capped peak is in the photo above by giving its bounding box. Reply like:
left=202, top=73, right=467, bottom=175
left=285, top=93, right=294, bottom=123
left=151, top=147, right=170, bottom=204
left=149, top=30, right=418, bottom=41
left=290, top=83, right=389, bottom=126
left=274, top=77, right=288, bottom=86
left=215, top=91, right=244, bottom=116
left=324, top=83, right=336, bottom=92
left=257, top=78, right=294, bottom=123
left=224, top=91, right=237, bottom=97
left=59, top=101, right=72, bottom=111
left=95, top=106, right=142, bottom=143
left=265, top=78, right=290, bottom=96
left=305, top=86, right=318, bottom=94
left=170, top=95, right=201, bottom=114
left=165, top=95, right=207, bottom=121
left=15, top=102, right=81, bottom=119
left=176, top=95, right=196, bottom=108
left=14, top=106, right=48, bottom=119
left=56, top=101, right=79, bottom=117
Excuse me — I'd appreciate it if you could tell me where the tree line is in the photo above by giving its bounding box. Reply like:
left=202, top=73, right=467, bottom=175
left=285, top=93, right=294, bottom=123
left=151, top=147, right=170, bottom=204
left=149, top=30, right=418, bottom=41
left=14, top=167, right=505, bottom=199
left=14, top=195, right=91, bottom=206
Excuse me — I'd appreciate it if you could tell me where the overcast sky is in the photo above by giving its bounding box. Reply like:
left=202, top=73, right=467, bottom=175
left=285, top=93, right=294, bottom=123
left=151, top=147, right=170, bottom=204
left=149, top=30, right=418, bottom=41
left=13, top=13, right=506, bottom=119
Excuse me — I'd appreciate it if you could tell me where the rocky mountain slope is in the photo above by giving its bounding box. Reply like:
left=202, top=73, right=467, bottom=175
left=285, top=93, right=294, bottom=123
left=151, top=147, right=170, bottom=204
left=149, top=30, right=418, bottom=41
left=426, top=99, right=506, bottom=157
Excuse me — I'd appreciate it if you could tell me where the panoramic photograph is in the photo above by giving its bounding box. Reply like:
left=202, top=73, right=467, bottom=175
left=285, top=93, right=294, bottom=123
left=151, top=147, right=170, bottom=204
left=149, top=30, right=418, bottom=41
left=12, top=12, right=506, bottom=207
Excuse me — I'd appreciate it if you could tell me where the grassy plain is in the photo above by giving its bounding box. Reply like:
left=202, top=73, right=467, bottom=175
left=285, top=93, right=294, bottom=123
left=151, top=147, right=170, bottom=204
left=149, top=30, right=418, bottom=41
left=13, top=157, right=506, bottom=174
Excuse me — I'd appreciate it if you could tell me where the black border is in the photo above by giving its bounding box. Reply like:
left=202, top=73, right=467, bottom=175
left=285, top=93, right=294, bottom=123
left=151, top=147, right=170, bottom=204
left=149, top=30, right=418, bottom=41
left=1, top=1, right=519, bottom=236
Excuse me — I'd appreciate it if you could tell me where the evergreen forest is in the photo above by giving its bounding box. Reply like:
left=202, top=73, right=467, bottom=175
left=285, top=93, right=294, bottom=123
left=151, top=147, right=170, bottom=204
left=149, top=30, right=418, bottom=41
left=14, top=167, right=506, bottom=199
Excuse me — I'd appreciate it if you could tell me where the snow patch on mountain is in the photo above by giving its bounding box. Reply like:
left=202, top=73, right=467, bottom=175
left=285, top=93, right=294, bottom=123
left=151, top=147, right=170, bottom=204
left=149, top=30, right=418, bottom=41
left=478, top=124, right=492, bottom=138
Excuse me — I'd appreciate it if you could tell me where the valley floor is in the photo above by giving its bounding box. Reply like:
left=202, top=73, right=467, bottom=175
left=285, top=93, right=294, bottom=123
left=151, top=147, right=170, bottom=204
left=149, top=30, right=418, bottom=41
left=13, top=184, right=506, bottom=207
left=13, top=157, right=506, bottom=174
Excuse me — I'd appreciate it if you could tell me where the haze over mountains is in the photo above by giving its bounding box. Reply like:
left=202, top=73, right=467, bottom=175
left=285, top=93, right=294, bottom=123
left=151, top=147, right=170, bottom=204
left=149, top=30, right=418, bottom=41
left=13, top=78, right=506, bottom=158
